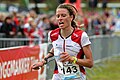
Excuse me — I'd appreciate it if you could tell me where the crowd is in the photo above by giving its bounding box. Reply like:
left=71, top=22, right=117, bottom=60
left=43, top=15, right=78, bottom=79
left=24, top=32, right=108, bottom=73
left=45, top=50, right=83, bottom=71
left=0, top=9, right=59, bottom=45
left=0, top=8, right=120, bottom=45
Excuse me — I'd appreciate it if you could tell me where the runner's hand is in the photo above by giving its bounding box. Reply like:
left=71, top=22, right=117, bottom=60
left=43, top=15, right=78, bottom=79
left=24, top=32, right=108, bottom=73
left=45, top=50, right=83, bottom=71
left=60, top=52, right=73, bottom=63
left=30, top=61, right=45, bottom=71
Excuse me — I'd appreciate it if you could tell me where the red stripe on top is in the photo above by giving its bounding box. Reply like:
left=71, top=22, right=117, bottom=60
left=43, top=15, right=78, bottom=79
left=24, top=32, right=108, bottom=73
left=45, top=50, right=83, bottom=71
left=71, top=28, right=83, bottom=45
left=50, top=28, right=60, bottom=42
left=71, top=28, right=85, bottom=74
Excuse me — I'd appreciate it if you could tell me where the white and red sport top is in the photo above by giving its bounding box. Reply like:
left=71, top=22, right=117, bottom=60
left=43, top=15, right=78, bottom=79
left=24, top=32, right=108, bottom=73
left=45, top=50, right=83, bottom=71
left=48, top=28, right=91, bottom=79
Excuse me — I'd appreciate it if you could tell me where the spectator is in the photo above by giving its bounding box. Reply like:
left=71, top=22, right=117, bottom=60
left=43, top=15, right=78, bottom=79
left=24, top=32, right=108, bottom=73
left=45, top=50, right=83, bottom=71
left=0, top=16, right=17, bottom=38
left=0, top=13, right=4, bottom=30
left=29, top=21, right=44, bottom=45
left=23, top=17, right=34, bottom=38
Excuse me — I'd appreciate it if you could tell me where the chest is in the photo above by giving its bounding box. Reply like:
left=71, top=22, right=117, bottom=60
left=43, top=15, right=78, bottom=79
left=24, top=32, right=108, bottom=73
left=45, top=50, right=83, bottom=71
left=52, top=36, right=81, bottom=57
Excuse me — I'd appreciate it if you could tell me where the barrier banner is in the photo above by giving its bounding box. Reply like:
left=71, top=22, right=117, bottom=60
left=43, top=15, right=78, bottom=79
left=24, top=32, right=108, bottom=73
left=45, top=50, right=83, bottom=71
left=0, top=44, right=47, bottom=80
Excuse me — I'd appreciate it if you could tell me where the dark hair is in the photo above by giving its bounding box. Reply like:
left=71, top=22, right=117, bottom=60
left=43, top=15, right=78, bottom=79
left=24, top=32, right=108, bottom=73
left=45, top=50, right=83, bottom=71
left=4, top=16, right=12, bottom=23
left=57, top=3, right=78, bottom=28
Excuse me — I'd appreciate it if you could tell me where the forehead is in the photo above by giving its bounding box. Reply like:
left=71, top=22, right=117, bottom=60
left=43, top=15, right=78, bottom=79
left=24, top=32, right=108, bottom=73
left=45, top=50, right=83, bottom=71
left=56, top=8, right=69, bottom=14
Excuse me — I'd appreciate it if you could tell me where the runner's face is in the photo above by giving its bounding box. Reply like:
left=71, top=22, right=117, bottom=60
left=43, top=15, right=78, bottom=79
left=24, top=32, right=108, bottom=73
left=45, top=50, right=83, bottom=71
left=56, top=8, right=72, bottom=29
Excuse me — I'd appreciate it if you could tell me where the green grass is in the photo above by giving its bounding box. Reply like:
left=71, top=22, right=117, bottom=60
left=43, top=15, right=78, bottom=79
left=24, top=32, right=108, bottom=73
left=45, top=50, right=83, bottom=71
left=86, top=56, right=120, bottom=80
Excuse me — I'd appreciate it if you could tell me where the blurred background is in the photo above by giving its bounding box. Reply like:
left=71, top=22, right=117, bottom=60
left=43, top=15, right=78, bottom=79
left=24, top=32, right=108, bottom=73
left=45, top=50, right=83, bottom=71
left=0, top=0, right=120, bottom=41
left=0, top=0, right=120, bottom=80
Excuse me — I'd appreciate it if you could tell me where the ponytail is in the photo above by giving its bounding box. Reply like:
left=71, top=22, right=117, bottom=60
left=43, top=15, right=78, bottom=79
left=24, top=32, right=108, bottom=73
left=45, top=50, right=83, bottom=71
left=71, top=20, right=77, bottom=28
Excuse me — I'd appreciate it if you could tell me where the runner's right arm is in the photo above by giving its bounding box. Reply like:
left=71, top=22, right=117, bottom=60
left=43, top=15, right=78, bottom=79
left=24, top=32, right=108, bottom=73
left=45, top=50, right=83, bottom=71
left=30, top=48, right=54, bottom=70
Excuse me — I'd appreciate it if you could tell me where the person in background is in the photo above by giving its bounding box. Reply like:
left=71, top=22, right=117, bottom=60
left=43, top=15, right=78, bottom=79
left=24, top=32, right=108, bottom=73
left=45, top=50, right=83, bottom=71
left=31, top=3, right=93, bottom=80
left=29, top=21, right=44, bottom=45
left=0, top=16, right=17, bottom=38
left=0, top=13, right=4, bottom=30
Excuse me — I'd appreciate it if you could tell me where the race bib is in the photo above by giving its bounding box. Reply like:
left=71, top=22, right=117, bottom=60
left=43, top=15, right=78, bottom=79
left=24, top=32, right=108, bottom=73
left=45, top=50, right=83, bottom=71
left=57, top=61, right=81, bottom=75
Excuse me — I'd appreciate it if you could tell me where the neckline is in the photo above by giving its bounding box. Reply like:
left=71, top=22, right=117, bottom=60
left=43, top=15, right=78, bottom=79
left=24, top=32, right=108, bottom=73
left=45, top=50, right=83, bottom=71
left=59, top=28, right=75, bottom=39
